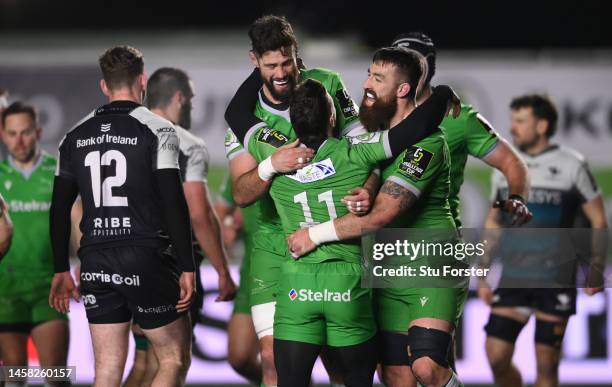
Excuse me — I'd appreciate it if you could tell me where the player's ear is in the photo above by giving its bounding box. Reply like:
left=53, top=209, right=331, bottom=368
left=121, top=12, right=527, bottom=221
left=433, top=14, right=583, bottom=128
left=327, top=93, right=336, bottom=129
left=249, top=51, right=260, bottom=68
left=535, top=119, right=548, bottom=137
left=100, top=79, right=110, bottom=97
left=173, top=90, right=183, bottom=106
left=329, top=110, right=336, bottom=131
left=397, top=82, right=411, bottom=99
left=35, top=127, right=43, bottom=140
left=139, top=73, right=147, bottom=89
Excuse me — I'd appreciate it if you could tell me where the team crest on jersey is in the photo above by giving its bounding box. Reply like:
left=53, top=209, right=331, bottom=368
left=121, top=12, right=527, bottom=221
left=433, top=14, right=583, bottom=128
left=224, top=128, right=241, bottom=156
left=335, top=89, right=358, bottom=119
left=349, top=132, right=381, bottom=145
left=257, top=128, right=289, bottom=148
left=4, top=180, right=11, bottom=190
left=101, top=123, right=111, bottom=132
left=286, top=158, right=336, bottom=183
left=398, top=146, right=433, bottom=180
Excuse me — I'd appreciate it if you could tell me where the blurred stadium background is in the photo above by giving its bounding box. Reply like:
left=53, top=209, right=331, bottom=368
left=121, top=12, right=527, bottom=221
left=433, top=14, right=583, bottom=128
left=1, top=1, right=611, bottom=385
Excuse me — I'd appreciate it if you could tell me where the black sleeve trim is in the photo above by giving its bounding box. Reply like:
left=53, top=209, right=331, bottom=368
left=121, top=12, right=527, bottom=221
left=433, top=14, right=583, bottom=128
left=154, top=169, right=195, bottom=272
left=224, top=68, right=264, bottom=143
left=387, top=87, right=450, bottom=156
left=50, top=176, right=79, bottom=273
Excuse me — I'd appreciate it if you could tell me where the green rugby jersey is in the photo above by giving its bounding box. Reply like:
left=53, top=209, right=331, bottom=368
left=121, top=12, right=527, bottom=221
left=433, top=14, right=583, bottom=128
left=251, top=131, right=392, bottom=264
left=224, top=68, right=363, bottom=235
left=440, top=104, right=499, bottom=227
left=381, top=129, right=455, bottom=230
left=0, top=152, right=56, bottom=275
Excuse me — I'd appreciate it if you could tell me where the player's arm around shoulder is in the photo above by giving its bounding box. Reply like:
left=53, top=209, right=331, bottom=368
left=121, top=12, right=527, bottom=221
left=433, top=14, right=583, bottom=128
left=229, top=126, right=314, bottom=207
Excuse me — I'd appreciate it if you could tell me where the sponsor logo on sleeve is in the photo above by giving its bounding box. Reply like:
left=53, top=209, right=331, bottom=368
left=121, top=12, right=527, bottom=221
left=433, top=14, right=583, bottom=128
left=398, top=146, right=433, bottom=180
left=257, top=128, right=289, bottom=148
left=335, top=89, right=358, bottom=119
left=224, top=128, right=242, bottom=156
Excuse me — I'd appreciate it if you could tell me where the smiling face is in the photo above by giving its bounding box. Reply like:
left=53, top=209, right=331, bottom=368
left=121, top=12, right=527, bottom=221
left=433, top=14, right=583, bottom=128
left=359, top=60, right=405, bottom=131
left=251, top=46, right=299, bottom=103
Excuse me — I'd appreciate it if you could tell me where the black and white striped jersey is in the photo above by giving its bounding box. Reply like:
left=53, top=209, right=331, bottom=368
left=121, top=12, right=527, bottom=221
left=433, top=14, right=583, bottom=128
left=56, top=100, right=180, bottom=251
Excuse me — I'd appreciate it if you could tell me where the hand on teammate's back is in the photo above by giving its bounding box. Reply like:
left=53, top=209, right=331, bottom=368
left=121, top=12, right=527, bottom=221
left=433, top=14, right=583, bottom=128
left=176, top=271, right=196, bottom=312
left=342, top=187, right=371, bottom=216
left=271, top=139, right=314, bottom=173
left=49, top=271, right=80, bottom=314
left=216, top=272, right=237, bottom=302
left=287, top=228, right=317, bottom=258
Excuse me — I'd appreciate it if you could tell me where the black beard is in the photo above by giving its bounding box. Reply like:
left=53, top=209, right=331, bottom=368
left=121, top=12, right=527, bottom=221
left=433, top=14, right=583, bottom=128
left=262, top=76, right=297, bottom=103
left=359, top=92, right=398, bottom=131
left=178, top=101, right=191, bottom=129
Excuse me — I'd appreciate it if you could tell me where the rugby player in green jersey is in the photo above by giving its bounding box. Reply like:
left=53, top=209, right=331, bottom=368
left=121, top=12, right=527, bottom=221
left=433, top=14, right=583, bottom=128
left=391, top=32, right=531, bottom=227
left=0, top=102, right=80, bottom=384
left=224, top=15, right=377, bottom=386
left=248, top=67, right=456, bottom=385
left=287, top=49, right=466, bottom=387
left=391, top=32, right=533, bottom=378
left=215, top=175, right=262, bottom=384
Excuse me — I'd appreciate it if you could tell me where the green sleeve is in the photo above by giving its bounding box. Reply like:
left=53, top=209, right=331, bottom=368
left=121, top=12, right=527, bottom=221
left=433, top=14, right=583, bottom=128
left=246, top=127, right=290, bottom=162
left=348, top=130, right=392, bottom=168
left=385, top=137, right=446, bottom=198
left=225, top=128, right=245, bottom=160
left=465, top=109, right=499, bottom=158
left=327, top=72, right=361, bottom=136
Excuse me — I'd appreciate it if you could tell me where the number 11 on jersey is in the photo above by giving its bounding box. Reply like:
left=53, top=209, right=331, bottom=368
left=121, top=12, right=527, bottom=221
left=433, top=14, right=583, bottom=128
left=294, top=190, right=337, bottom=228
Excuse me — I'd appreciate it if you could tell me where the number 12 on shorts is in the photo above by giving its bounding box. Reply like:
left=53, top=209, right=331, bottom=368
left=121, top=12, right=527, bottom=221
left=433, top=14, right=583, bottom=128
left=84, top=150, right=128, bottom=207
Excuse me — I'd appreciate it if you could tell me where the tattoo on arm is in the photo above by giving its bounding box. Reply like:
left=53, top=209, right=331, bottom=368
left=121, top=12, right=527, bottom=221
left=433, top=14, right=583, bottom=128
left=379, top=180, right=417, bottom=214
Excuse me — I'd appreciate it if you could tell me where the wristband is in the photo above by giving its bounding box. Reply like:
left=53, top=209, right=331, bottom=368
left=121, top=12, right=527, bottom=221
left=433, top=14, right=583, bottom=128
left=257, top=156, right=276, bottom=181
left=508, top=194, right=526, bottom=204
left=308, top=220, right=339, bottom=246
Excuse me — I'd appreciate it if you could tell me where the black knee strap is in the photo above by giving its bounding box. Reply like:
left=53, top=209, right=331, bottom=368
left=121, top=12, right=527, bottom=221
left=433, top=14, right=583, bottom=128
left=379, top=331, right=410, bottom=366
left=406, top=326, right=451, bottom=368
left=484, top=314, right=525, bottom=344
left=535, top=319, right=566, bottom=349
